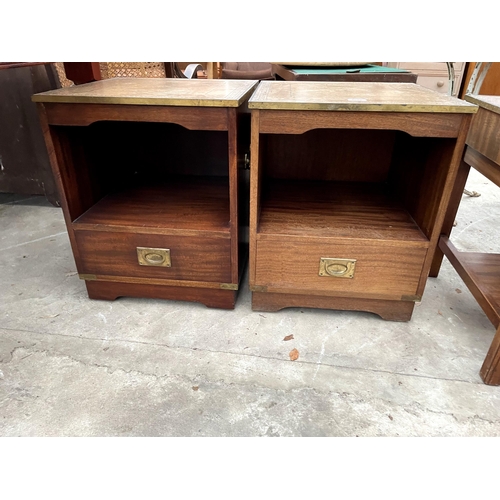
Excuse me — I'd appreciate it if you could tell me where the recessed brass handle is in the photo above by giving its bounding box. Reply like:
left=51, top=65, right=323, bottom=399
left=326, top=263, right=349, bottom=276
left=137, top=247, right=171, bottom=267
left=319, top=258, right=356, bottom=278
left=145, top=253, right=165, bottom=264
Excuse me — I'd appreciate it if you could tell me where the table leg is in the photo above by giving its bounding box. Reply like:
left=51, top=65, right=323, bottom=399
left=480, top=326, right=500, bottom=385
left=429, top=157, right=471, bottom=277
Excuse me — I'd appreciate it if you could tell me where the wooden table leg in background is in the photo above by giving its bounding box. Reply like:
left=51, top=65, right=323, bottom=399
left=481, top=326, right=500, bottom=385
left=429, top=157, right=471, bottom=277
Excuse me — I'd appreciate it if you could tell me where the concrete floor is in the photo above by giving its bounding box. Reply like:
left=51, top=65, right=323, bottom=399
left=1, top=169, right=500, bottom=437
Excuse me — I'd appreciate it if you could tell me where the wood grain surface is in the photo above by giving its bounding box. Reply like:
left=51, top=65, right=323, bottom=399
left=465, top=94, right=500, bottom=115
left=36, top=78, right=251, bottom=307
left=33, top=78, right=258, bottom=107
left=257, top=109, right=464, bottom=137
left=261, top=129, right=396, bottom=182
left=74, top=230, right=231, bottom=283
left=439, top=236, right=500, bottom=329
left=464, top=147, right=500, bottom=186
left=481, top=326, right=500, bottom=385
left=257, top=180, right=428, bottom=243
left=465, top=106, right=500, bottom=166
left=249, top=81, right=478, bottom=113
left=251, top=291, right=415, bottom=321
left=44, top=102, right=230, bottom=130
left=86, top=280, right=236, bottom=309
left=254, top=236, right=426, bottom=299
left=74, top=177, right=230, bottom=236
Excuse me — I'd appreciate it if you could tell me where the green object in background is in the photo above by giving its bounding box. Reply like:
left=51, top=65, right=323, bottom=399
left=289, top=64, right=410, bottom=75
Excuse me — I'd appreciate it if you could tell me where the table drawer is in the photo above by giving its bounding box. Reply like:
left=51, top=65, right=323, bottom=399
left=74, top=230, right=232, bottom=283
left=254, top=237, right=427, bottom=299
left=416, top=76, right=462, bottom=96
left=393, top=62, right=465, bottom=73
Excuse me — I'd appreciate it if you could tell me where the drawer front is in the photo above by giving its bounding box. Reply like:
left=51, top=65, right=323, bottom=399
left=254, top=237, right=427, bottom=298
left=416, top=77, right=462, bottom=96
left=74, top=230, right=232, bottom=283
left=388, top=62, right=465, bottom=73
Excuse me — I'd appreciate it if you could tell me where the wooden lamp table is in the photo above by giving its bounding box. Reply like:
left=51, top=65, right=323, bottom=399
left=248, top=81, right=476, bottom=321
left=433, top=95, right=500, bottom=385
left=33, top=78, right=258, bottom=309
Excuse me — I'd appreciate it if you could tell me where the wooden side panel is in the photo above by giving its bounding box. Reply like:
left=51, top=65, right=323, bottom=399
left=36, top=105, right=80, bottom=269
left=227, top=108, right=239, bottom=284
left=466, top=107, right=500, bottom=166
left=249, top=110, right=261, bottom=286
left=389, top=115, right=471, bottom=293
left=53, top=126, right=107, bottom=220
left=389, top=133, right=456, bottom=239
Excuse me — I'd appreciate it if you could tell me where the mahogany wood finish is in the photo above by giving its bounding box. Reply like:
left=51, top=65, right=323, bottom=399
left=86, top=281, right=236, bottom=309
left=465, top=106, right=500, bottom=165
left=258, top=110, right=464, bottom=138
left=74, top=179, right=231, bottom=235
left=34, top=78, right=257, bottom=308
left=252, top=292, right=415, bottom=322
left=248, top=81, right=476, bottom=320
left=436, top=95, right=500, bottom=385
left=429, top=158, right=472, bottom=277
left=74, top=231, right=231, bottom=282
left=439, top=237, right=500, bottom=329
left=44, top=103, right=229, bottom=130
left=63, top=62, right=101, bottom=85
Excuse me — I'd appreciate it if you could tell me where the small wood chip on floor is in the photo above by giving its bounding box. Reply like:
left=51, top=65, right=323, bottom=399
left=289, top=348, right=299, bottom=361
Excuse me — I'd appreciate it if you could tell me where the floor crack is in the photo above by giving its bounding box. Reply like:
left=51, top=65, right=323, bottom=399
left=0, top=326, right=489, bottom=386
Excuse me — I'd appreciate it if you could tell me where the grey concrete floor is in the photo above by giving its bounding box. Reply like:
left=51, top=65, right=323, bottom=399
left=1, top=169, right=500, bottom=437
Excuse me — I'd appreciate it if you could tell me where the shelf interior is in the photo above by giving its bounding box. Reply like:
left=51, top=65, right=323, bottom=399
left=462, top=253, right=500, bottom=322
left=440, top=236, right=500, bottom=328
left=74, top=175, right=230, bottom=234
left=258, top=179, right=428, bottom=243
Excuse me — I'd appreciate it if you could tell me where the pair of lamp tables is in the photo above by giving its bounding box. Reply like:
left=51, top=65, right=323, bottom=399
left=34, top=78, right=500, bottom=385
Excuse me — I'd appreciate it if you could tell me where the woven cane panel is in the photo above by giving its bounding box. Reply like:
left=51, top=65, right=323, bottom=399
left=99, top=62, right=166, bottom=79
left=54, top=62, right=74, bottom=87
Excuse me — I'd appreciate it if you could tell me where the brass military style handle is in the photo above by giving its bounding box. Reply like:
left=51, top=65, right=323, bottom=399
left=137, top=247, right=171, bottom=267
left=145, top=252, right=166, bottom=265
left=319, top=258, right=356, bottom=279
left=325, top=263, right=349, bottom=276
